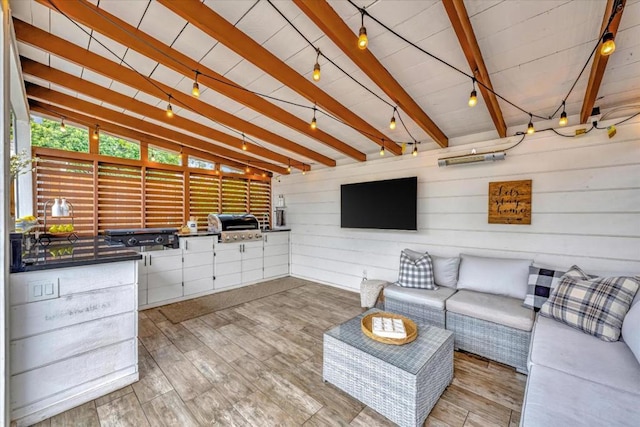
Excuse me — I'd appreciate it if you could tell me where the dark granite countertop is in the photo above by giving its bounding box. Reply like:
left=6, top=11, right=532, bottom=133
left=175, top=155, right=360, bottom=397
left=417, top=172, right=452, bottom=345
left=12, top=236, right=142, bottom=273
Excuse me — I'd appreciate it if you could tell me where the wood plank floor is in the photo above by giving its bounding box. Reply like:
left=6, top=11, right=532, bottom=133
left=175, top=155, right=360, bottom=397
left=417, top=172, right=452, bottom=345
left=24, top=281, right=526, bottom=427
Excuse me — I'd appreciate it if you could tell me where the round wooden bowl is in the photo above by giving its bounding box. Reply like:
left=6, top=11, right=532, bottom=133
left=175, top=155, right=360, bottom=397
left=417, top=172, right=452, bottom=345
left=361, top=311, right=418, bottom=345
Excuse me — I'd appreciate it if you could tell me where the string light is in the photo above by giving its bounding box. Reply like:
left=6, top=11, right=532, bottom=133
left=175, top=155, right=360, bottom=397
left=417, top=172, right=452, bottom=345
left=559, top=102, right=568, bottom=126
left=358, top=10, right=368, bottom=50
left=468, top=78, right=478, bottom=107
left=527, top=114, right=535, bottom=135
left=287, top=159, right=291, bottom=173
left=166, top=95, right=174, bottom=118
left=192, top=71, right=200, bottom=98
left=389, top=107, right=397, bottom=130
left=302, top=167, right=306, bottom=175
left=245, top=165, right=250, bottom=174
left=600, top=32, right=616, bottom=56
left=412, top=144, right=418, bottom=157
left=380, top=140, right=385, bottom=156
left=310, top=105, right=317, bottom=130
left=60, top=118, right=66, bottom=132
left=312, top=49, right=321, bottom=82
left=92, top=124, right=100, bottom=140
left=242, top=133, right=247, bottom=151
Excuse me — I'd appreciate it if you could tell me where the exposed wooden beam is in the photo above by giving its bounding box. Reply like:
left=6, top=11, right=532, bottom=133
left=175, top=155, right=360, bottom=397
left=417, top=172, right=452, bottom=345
left=157, top=0, right=402, bottom=155
left=22, top=59, right=304, bottom=172
left=33, top=0, right=365, bottom=162
left=25, top=84, right=290, bottom=175
left=294, top=0, right=448, bottom=148
left=28, top=101, right=256, bottom=174
left=14, top=20, right=323, bottom=170
left=580, top=0, right=626, bottom=124
left=442, top=0, right=507, bottom=138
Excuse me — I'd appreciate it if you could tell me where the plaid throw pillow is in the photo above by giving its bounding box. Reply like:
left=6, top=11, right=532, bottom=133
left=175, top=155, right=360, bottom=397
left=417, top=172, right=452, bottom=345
left=395, top=250, right=437, bottom=290
left=523, top=266, right=565, bottom=311
left=540, top=265, right=640, bottom=342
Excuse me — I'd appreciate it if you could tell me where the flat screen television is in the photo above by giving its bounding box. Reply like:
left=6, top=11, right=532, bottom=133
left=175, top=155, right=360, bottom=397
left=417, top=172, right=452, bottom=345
left=341, top=176, right=417, bottom=230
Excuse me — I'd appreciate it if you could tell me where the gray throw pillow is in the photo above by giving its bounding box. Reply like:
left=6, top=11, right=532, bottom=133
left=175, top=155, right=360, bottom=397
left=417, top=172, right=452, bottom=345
left=622, top=300, right=640, bottom=364
left=395, top=249, right=437, bottom=290
left=540, top=266, right=640, bottom=342
left=431, top=255, right=460, bottom=288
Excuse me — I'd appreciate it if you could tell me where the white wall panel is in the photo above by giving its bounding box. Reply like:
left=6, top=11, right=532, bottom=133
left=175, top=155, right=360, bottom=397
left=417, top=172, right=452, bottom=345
left=275, top=120, right=640, bottom=291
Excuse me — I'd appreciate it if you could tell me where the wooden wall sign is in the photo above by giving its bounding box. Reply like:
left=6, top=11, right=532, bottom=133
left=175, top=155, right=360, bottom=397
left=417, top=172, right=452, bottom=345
left=488, top=180, right=532, bottom=224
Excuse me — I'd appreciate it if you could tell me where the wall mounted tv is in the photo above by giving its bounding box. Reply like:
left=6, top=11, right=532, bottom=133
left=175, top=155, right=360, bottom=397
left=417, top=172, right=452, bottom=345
left=341, top=176, right=417, bottom=231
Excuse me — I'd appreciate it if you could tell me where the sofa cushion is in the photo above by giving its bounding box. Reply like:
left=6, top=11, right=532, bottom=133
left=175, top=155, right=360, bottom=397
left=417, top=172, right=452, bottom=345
left=446, top=290, right=534, bottom=331
left=540, top=266, right=640, bottom=342
left=529, top=315, right=640, bottom=395
left=431, top=255, right=460, bottom=288
left=384, top=285, right=456, bottom=310
left=622, top=301, right=640, bottom=365
left=523, top=266, right=565, bottom=311
left=395, top=249, right=437, bottom=290
left=456, top=254, right=532, bottom=300
left=521, top=364, right=640, bottom=427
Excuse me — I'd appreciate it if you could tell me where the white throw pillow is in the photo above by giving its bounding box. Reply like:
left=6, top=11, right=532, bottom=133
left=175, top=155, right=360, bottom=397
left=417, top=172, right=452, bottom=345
left=431, top=255, right=460, bottom=288
left=457, top=254, right=532, bottom=300
left=622, top=300, right=640, bottom=364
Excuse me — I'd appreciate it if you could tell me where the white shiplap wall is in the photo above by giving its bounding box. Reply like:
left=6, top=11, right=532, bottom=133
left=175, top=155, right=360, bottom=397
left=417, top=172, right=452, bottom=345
left=274, top=119, right=640, bottom=292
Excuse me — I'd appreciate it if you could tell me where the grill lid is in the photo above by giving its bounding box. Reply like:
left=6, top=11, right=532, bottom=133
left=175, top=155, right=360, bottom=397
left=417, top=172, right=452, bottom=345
left=214, top=214, right=260, bottom=231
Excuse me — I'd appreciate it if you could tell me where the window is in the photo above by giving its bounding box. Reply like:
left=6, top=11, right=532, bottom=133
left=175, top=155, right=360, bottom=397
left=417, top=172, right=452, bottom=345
left=99, top=133, right=141, bottom=160
left=149, top=144, right=181, bottom=165
left=188, top=156, right=215, bottom=170
left=31, top=116, right=89, bottom=153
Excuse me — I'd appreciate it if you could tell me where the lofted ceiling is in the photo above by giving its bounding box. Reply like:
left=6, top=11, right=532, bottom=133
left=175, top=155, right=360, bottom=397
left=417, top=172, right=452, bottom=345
left=8, top=0, right=640, bottom=175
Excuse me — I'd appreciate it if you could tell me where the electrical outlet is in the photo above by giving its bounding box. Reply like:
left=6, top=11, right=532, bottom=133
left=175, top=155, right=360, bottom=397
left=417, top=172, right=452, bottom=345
left=28, top=280, right=59, bottom=302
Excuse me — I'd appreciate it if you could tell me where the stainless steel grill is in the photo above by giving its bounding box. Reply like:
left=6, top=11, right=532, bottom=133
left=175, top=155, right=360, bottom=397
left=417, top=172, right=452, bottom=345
left=208, top=214, right=262, bottom=242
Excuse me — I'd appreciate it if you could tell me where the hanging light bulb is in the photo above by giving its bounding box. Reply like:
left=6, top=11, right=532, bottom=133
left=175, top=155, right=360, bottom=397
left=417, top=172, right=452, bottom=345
left=558, top=102, right=568, bottom=126
left=245, top=166, right=250, bottom=174
left=358, top=10, right=368, bottom=50
left=468, top=78, right=478, bottom=107
left=192, top=71, right=200, bottom=98
left=262, top=172, right=266, bottom=178
left=287, top=160, right=291, bottom=173
left=241, top=134, right=247, bottom=151
left=412, top=145, right=418, bottom=157
left=166, top=95, right=174, bottom=118
left=389, top=108, right=397, bottom=130
left=92, top=124, right=100, bottom=140
left=379, top=141, right=385, bottom=156
left=600, top=32, right=616, bottom=56
left=60, top=118, right=66, bottom=132
left=302, top=167, right=306, bottom=175
left=527, top=115, right=535, bottom=135
left=310, top=106, right=317, bottom=130
left=312, top=49, right=321, bottom=82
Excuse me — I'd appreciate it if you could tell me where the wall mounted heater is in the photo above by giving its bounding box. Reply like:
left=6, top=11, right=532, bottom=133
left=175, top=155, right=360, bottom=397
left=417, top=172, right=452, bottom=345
left=437, top=151, right=506, bottom=167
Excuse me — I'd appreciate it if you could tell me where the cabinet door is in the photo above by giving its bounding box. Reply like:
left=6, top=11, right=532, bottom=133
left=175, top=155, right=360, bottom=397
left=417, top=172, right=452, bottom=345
left=137, top=255, right=148, bottom=306
left=146, top=249, right=183, bottom=304
left=146, top=249, right=183, bottom=274
left=241, top=241, right=264, bottom=284
left=263, top=232, right=290, bottom=279
left=214, top=243, right=242, bottom=289
left=181, top=236, right=215, bottom=253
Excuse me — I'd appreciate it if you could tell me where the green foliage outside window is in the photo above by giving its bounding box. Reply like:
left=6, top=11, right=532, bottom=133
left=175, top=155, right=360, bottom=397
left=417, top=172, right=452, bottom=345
left=31, top=116, right=89, bottom=153
left=99, top=133, right=141, bottom=159
left=149, top=145, right=181, bottom=165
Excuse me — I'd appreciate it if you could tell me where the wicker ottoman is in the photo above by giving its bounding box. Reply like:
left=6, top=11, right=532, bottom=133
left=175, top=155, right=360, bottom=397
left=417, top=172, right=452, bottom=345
left=323, top=309, right=454, bottom=427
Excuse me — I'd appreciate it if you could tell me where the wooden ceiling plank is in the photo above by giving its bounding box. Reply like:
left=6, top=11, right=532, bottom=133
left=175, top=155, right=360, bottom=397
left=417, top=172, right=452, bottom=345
left=293, top=0, right=448, bottom=148
left=442, top=0, right=507, bottom=138
left=21, top=58, right=306, bottom=172
left=580, top=0, right=626, bottom=124
left=14, top=18, right=329, bottom=168
left=156, top=0, right=402, bottom=155
left=28, top=101, right=254, bottom=173
left=32, top=0, right=364, bottom=162
left=25, top=85, right=289, bottom=175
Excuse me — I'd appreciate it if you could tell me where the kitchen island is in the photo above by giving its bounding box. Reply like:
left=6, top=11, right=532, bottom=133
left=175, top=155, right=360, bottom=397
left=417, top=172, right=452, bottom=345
left=9, top=237, right=141, bottom=426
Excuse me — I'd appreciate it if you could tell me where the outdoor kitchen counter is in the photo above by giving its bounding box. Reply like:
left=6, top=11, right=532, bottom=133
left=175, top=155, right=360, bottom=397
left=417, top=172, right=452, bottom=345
left=14, top=236, right=141, bottom=273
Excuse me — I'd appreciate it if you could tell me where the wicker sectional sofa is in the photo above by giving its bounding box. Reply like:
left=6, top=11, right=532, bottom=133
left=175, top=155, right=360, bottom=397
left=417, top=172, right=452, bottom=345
left=384, top=253, right=534, bottom=373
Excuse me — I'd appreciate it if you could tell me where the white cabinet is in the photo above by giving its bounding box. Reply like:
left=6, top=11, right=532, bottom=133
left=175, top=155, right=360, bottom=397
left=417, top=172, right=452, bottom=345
left=181, top=236, right=214, bottom=296
left=263, top=232, right=290, bottom=279
left=140, top=248, right=183, bottom=305
left=214, top=241, right=264, bottom=289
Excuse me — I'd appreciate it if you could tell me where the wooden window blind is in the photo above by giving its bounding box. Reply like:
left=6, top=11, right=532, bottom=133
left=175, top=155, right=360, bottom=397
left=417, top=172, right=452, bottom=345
left=221, top=176, right=249, bottom=214
left=97, top=163, right=143, bottom=233
left=144, top=168, right=185, bottom=228
left=35, top=156, right=96, bottom=236
left=249, top=179, right=271, bottom=229
left=189, top=173, right=220, bottom=230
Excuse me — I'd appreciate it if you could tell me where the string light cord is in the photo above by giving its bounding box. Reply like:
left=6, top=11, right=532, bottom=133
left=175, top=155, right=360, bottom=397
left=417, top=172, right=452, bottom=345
left=593, top=110, right=640, bottom=129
